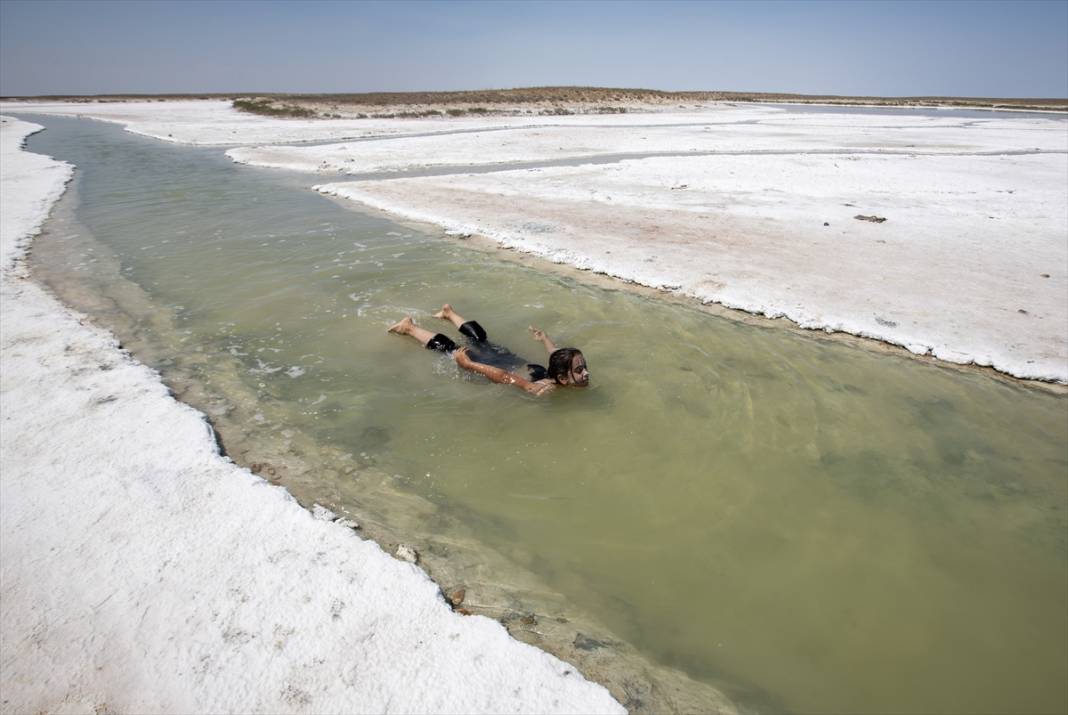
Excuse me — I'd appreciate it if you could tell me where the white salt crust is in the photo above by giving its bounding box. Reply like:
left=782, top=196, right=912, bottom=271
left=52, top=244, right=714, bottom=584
left=8, top=99, right=1062, bottom=381
left=0, top=98, right=735, bottom=146
left=5, top=100, right=1063, bottom=377
left=222, top=105, right=1068, bottom=382
left=315, top=147, right=1067, bottom=382
left=0, top=115, right=623, bottom=714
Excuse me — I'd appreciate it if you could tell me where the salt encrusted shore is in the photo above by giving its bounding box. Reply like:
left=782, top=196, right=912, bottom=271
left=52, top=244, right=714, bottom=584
left=0, top=98, right=728, bottom=146
left=32, top=98, right=1051, bottom=381
left=6, top=101, right=1064, bottom=378
left=0, top=116, right=623, bottom=713
left=227, top=110, right=1068, bottom=173
left=230, top=107, right=1068, bottom=382
left=314, top=148, right=1067, bottom=382
left=3, top=97, right=1063, bottom=713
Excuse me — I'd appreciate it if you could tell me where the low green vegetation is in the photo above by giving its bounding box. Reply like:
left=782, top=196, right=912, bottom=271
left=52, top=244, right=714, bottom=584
left=232, top=98, right=316, bottom=118
left=2, top=88, right=1062, bottom=117
left=250, top=87, right=1067, bottom=112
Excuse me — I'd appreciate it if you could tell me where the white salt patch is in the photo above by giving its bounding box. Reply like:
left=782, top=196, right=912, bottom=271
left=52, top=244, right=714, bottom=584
left=311, top=504, right=337, bottom=521
left=0, top=115, right=622, bottom=714
left=230, top=109, right=1066, bottom=174
left=315, top=127, right=1067, bottom=382
left=0, top=98, right=753, bottom=148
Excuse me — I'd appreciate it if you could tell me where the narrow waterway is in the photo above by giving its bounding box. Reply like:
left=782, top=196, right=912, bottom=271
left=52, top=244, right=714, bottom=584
left=23, top=114, right=1068, bottom=715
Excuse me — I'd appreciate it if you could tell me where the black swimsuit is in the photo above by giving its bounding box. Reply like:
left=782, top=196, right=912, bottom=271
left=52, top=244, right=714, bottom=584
left=427, top=320, right=548, bottom=381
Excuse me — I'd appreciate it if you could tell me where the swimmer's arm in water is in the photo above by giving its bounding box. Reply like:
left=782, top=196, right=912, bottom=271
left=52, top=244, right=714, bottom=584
left=454, top=347, right=555, bottom=396
left=528, top=326, right=557, bottom=356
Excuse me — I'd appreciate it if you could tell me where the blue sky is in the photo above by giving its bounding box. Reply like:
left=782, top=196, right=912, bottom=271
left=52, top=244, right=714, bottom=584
left=1, top=0, right=1066, bottom=97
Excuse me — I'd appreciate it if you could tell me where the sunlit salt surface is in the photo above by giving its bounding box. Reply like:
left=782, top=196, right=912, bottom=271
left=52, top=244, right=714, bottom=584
left=25, top=114, right=1067, bottom=715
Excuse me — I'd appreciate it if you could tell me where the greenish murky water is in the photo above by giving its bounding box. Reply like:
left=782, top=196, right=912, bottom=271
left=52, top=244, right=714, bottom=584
left=23, top=115, right=1068, bottom=715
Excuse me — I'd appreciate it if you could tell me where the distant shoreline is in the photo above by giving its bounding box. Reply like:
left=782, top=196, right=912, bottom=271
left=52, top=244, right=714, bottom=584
left=2, top=87, right=1064, bottom=119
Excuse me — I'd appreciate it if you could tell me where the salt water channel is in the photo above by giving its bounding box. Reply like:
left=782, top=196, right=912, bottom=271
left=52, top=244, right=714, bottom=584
left=22, top=114, right=1067, bottom=715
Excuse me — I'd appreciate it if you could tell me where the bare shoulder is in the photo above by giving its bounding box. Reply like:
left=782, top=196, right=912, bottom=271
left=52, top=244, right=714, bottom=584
left=527, top=379, right=557, bottom=396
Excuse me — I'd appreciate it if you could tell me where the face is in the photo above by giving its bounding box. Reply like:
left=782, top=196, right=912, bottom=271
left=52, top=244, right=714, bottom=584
left=568, top=353, right=590, bottom=387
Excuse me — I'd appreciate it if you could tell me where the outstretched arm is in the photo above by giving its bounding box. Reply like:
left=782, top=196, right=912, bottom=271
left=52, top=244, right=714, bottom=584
left=454, top=348, right=553, bottom=396
left=528, top=326, right=557, bottom=356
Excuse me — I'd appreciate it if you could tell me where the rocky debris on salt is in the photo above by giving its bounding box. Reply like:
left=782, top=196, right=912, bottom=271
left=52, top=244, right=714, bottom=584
left=395, top=544, right=419, bottom=563
left=311, top=503, right=336, bottom=521
left=446, top=586, right=466, bottom=607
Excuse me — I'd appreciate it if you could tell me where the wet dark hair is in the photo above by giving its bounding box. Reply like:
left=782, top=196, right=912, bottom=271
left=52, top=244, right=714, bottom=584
left=548, top=348, right=584, bottom=383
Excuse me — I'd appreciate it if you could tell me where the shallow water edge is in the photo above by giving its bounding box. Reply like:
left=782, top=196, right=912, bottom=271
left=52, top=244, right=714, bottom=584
left=22, top=113, right=1067, bottom=715
left=325, top=192, right=1068, bottom=397
left=23, top=118, right=744, bottom=714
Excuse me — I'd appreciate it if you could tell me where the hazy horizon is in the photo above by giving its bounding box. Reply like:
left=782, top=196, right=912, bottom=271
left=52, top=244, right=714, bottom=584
left=3, top=86, right=1066, bottom=101
left=2, top=0, right=1066, bottom=99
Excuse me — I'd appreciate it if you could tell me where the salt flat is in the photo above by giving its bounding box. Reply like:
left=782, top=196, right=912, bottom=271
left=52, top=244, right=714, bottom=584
left=0, top=96, right=1062, bottom=714
left=1, top=98, right=737, bottom=146
left=0, top=114, right=623, bottom=714
left=235, top=105, right=1065, bottom=381
left=8, top=99, right=1063, bottom=381
left=229, top=109, right=1067, bottom=173
left=317, top=148, right=1067, bottom=381
left=0, top=99, right=532, bottom=145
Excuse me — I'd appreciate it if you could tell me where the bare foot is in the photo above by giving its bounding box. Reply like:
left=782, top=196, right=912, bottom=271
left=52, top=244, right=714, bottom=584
left=388, top=316, right=413, bottom=334
left=432, top=304, right=453, bottom=320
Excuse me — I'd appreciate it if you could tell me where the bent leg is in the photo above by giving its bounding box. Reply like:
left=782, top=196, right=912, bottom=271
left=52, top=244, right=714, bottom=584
left=433, top=304, right=468, bottom=329
left=434, top=304, right=487, bottom=342
left=388, top=316, right=448, bottom=349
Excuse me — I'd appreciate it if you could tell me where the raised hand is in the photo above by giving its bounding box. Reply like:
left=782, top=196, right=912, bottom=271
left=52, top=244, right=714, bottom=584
left=528, top=325, right=556, bottom=354
left=452, top=346, right=472, bottom=366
